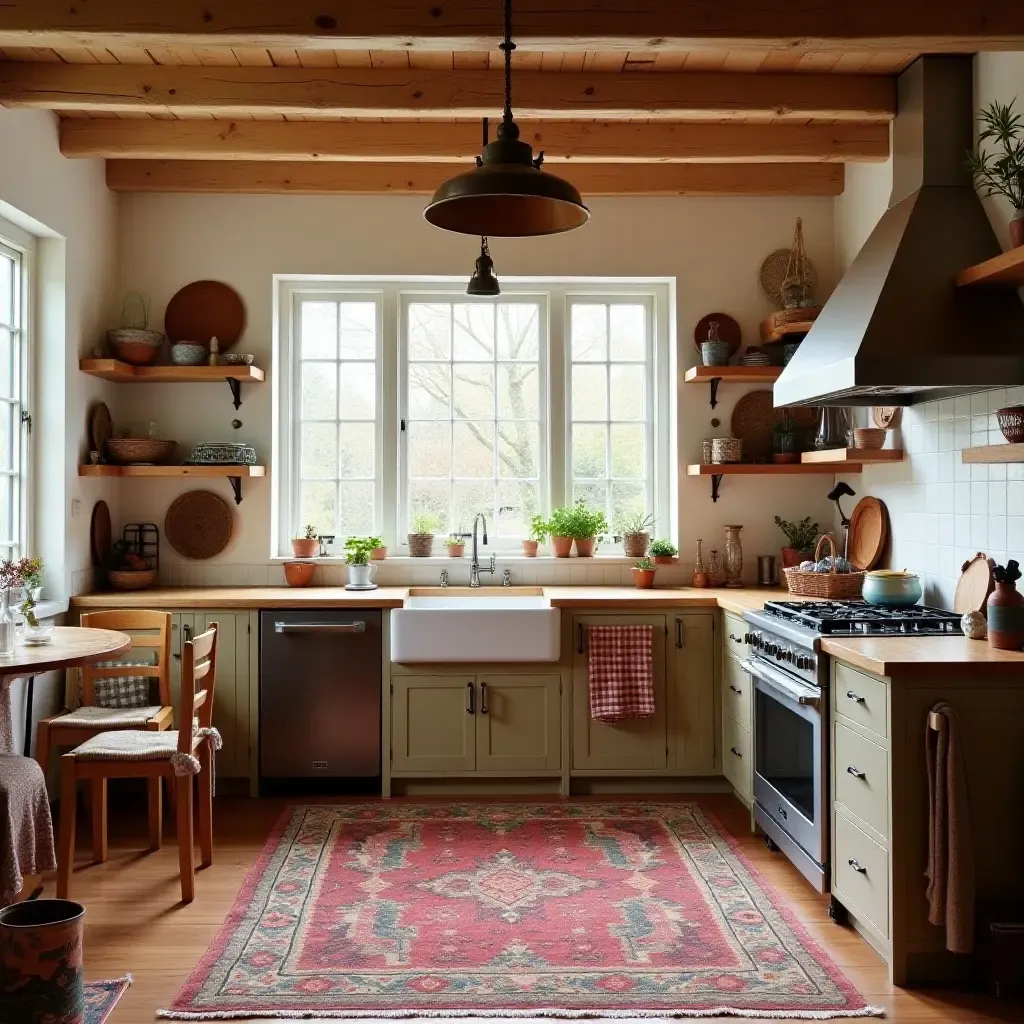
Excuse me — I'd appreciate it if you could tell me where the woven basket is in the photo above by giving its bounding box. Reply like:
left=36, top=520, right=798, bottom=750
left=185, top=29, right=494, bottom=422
left=107, top=569, right=157, bottom=591
left=997, top=406, right=1024, bottom=444
left=783, top=535, right=865, bottom=599
left=105, top=438, right=176, bottom=465
left=711, top=437, right=743, bottom=464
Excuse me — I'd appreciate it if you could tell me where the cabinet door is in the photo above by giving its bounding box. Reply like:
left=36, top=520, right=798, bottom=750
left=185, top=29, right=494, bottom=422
left=571, top=614, right=668, bottom=771
left=197, top=613, right=251, bottom=779
left=668, top=612, right=717, bottom=773
left=476, top=674, right=561, bottom=773
left=392, top=674, right=476, bottom=773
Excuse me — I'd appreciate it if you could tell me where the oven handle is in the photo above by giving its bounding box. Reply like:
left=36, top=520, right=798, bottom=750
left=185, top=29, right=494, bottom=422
left=743, top=658, right=820, bottom=710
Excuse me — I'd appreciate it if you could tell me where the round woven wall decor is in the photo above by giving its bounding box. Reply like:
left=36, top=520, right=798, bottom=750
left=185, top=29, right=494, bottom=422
left=165, top=490, right=233, bottom=560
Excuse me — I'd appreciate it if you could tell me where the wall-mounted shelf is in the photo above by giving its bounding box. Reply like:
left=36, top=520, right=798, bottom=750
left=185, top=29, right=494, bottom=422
left=686, top=461, right=862, bottom=502
left=79, top=358, right=265, bottom=409
left=684, top=365, right=781, bottom=408
left=955, top=245, right=1024, bottom=288
left=79, top=464, right=266, bottom=504
left=961, top=443, right=1024, bottom=464
left=801, top=448, right=904, bottom=464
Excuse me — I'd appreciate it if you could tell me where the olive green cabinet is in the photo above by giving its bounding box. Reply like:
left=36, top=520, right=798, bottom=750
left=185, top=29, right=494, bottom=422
left=476, top=674, right=561, bottom=773
left=667, top=612, right=717, bottom=773
left=391, top=674, right=477, bottom=773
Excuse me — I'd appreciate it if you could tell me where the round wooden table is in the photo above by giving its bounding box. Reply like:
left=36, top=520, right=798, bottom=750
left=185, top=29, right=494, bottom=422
left=0, top=627, right=131, bottom=754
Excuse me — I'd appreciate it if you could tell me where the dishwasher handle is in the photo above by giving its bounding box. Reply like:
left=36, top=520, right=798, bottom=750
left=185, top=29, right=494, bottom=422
left=274, top=621, right=367, bottom=634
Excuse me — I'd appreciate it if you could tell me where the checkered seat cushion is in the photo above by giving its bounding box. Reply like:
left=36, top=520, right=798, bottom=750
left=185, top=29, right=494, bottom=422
left=81, top=656, right=160, bottom=709
left=49, top=706, right=164, bottom=729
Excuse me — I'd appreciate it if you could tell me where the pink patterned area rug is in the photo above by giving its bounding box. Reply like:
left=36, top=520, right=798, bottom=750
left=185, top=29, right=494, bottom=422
left=85, top=976, right=131, bottom=1023
left=161, top=803, right=881, bottom=1020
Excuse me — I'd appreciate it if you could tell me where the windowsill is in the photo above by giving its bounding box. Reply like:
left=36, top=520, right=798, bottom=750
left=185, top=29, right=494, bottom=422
left=271, top=554, right=661, bottom=566
left=34, top=598, right=70, bottom=620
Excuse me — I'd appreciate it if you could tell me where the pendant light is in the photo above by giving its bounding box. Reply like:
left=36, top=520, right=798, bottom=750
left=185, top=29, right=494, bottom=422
left=467, top=237, right=500, bottom=296
left=424, top=0, right=589, bottom=237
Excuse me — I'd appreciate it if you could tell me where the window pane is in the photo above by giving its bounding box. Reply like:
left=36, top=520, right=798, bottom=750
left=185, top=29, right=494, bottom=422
left=0, top=479, right=11, bottom=544
left=408, top=421, right=451, bottom=478
left=338, top=302, right=376, bottom=359
left=452, top=364, right=494, bottom=419
left=497, top=304, right=539, bottom=360
left=340, top=481, right=375, bottom=535
left=338, top=422, right=375, bottom=478
left=573, top=481, right=607, bottom=513
left=497, top=422, right=539, bottom=479
left=300, top=422, right=337, bottom=480
left=610, top=303, right=646, bottom=361
left=408, top=303, right=451, bottom=360
left=0, top=256, right=12, bottom=326
left=300, top=301, right=337, bottom=359
left=453, top=421, right=495, bottom=478
left=610, top=364, right=645, bottom=421
left=0, top=327, right=11, bottom=399
left=408, top=364, right=451, bottom=419
left=300, top=362, right=337, bottom=419
left=612, top=482, right=646, bottom=527
left=300, top=481, right=336, bottom=536
left=497, top=480, right=540, bottom=533
left=572, top=423, right=607, bottom=478
left=572, top=365, right=607, bottom=420
left=571, top=303, right=606, bottom=361
left=453, top=304, right=494, bottom=360
left=408, top=480, right=450, bottom=531
left=497, top=363, right=538, bottom=420
left=453, top=480, right=494, bottom=533
left=610, top=423, right=645, bottom=478
left=339, top=363, right=375, bottom=419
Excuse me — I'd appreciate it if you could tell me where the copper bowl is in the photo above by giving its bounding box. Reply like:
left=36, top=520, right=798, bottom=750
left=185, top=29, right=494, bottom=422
left=284, top=561, right=316, bottom=587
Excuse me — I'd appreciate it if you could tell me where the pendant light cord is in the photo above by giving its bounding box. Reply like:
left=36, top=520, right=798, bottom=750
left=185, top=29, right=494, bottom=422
left=498, top=0, right=515, bottom=123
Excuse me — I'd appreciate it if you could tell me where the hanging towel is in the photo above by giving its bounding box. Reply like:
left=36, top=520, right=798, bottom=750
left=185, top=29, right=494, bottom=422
left=588, top=625, right=655, bottom=722
left=925, top=702, right=975, bottom=954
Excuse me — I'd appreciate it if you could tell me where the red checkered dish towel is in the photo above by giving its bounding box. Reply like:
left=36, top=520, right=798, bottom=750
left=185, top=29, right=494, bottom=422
left=587, top=624, right=656, bottom=722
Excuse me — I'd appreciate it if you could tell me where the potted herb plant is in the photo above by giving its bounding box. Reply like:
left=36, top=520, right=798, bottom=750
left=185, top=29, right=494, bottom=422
left=343, top=537, right=378, bottom=587
left=547, top=505, right=576, bottom=558
left=523, top=515, right=548, bottom=557
left=650, top=539, right=678, bottom=565
left=774, top=515, right=819, bottom=569
left=632, top=557, right=657, bottom=589
left=292, top=524, right=319, bottom=559
left=968, top=99, right=1024, bottom=248
left=446, top=534, right=466, bottom=558
left=408, top=513, right=439, bottom=557
left=619, top=511, right=655, bottom=558
left=772, top=413, right=800, bottom=464
left=567, top=500, right=607, bottom=557
left=367, top=536, right=387, bottom=560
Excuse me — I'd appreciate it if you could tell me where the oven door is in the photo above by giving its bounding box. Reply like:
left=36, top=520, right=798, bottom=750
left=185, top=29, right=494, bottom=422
left=746, top=658, right=827, bottom=869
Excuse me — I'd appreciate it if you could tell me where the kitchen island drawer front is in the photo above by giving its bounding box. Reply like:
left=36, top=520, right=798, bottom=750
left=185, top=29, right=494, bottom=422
left=723, top=714, right=752, bottom=802
left=723, top=614, right=748, bottom=662
left=834, top=809, right=890, bottom=940
left=834, top=662, right=889, bottom=741
left=722, top=657, right=752, bottom=732
left=834, top=721, right=889, bottom=842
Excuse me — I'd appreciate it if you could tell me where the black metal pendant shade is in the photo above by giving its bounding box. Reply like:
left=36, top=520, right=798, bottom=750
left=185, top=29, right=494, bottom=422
left=467, top=238, right=501, bottom=296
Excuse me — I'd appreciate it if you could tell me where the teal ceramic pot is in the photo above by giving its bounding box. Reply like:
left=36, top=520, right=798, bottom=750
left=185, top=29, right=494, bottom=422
left=862, top=571, right=923, bottom=607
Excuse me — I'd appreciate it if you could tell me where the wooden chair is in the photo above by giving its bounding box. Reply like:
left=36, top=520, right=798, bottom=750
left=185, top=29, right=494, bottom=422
left=56, top=623, right=219, bottom=905
left=36, top=610, right=174, bottom=857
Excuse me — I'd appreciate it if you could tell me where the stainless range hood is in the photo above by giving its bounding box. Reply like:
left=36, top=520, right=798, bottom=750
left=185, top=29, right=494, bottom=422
left=774, top=55, right=1024, bottom=408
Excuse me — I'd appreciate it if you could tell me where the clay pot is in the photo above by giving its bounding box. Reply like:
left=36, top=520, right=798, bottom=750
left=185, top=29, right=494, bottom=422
left=987, top=581, right=1024, bottom=650
left=772, top=452, right=799, bottom=464
left=550, top=535, right=573, bottom=558
left=780, top=547, right=805, bottom=569
left=622, top=532, right=649, bottom=558
left=522, top=539, right=539, bottom=557
left=284, top=561, right=316, bottom=587
left=408, top=534, right=434, bottom=557
left=653, top=555, right=676, bottom=566
left=446, top=543, right=465, bottom=558
left=371, top=547, right=387, bottom=560
left=1011, top=208, right=1024, bottom=249
left=632, top=567, right=657, bottom=589
left=574, top=537, right=596, bottom=557
left=291, top=538, right=318, bottom=558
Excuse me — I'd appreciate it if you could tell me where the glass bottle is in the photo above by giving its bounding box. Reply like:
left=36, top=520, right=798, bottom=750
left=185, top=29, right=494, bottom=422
left=0, top=589, right=15, bottom=658
left=724, top=525, right=744, bottom=589
left=708, top=548, right=725, bottom=587
left=692, top=539, right=708, bottom=589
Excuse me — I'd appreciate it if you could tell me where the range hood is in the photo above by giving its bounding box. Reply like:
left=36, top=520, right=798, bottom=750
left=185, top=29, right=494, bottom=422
left=774, top=55, right=1024, bottom=408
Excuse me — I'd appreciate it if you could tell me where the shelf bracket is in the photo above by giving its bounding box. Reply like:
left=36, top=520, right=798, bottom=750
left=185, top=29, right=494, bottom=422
left=711, top=474, right=723, bottom=502
left=709, top=376, right=721, bottom=409
left=229, top=476, right=243, bottom=505
left=227, top=378, right=242, bottom=410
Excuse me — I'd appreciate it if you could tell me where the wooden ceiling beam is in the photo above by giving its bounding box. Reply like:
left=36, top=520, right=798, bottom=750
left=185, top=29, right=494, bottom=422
left=105, top=159, right=845, bottom=196
left=0, top=64, right=896, bottom=121
left=61, top=118, right=890, bottom=163
left=0, top=1, right=1021, bottom=51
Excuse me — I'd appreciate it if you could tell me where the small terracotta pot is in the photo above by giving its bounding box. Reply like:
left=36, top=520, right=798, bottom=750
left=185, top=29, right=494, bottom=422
left=574, top=537, right=596, bottom=557
left=522, top=539, right=539, bottom=557
left=371, top=547, right=387, bottom=560
left=1010, top=208, right=1024, bottom=249
left=780, top=547, right=805, bottom=569
left=284, top=561, right=316, bottom=587
left=291, top=538, right=318, bottom=558
left=653, top=555, right=676, bottom=566
left=622, top=532, right=649, bottom=558
left=408, top=534, right=434, bottom=557
left=633, top=567, right=657, bottom=589
left=772, top=452, right=799, bottom=464
left=988, top=581, right=1024, bottom=650
left=446, top=543, right=465, bottom=558
left=550, top=535, right=573, bottom=558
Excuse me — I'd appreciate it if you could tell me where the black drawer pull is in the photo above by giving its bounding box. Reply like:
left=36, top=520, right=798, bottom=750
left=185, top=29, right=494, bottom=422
left=729, top=684, right=742, bottom=694
left=675, top=618, right=683, bottom=649
left=846, top=765, right=866, bottom=780
left=848, top=858, right=867, bottom=874
left=730, top=746, right=742, bottom=757
left=846, top=690, right=865, bottom=703
left=728, top=632, right=743, bottom=644
left=480, top=681, right=488, bottom=715
left=466, top=681, right=475, bottom=715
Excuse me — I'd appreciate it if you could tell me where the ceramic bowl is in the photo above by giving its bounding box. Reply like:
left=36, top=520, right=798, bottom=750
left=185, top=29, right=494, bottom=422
left=108, top=329, right=163, bottom=366
left=222, top=352, right=255, bottom=366
left=284, top=561, right=316, bottom=587
left=170, top=342, right=208, bottom=366
left=862, top=570, right=922, bottom=606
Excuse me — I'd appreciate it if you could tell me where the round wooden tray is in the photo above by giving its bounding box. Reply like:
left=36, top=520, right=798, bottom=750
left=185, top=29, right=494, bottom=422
left=847, top=496, right=888, bottom=570
left=89, top=402, right=113, bottom=454
left=90, top=500, right=111, bottom=568
left=164, top=489, right=233, bottom=560
left=693, top=312, right=742, bottom=357
left=730, top=389, right=775, bottom=462
left=164, top=280, right=246, bottom=351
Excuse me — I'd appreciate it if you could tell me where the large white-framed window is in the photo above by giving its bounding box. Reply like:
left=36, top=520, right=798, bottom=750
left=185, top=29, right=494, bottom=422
left=275, top=277, right=672, bottom=556
left=0, top=223, right=31, bottom=563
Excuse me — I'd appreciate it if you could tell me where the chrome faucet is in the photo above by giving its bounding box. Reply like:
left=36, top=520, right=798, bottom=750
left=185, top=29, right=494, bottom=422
left=469, top=512, right=496, bottom=588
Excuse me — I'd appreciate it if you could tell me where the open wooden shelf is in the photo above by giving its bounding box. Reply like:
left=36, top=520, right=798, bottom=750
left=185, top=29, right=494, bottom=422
left=759, top=308, right=821, bottom=343
left=961, top=443, right=1024, bottom=464
left=78, top=463, right=266, bottom=504
left=686, top=461, right=861, bottom=502
left=684, top=364, right=780, bottom=407
left=955, top=245, right=1024, bottom=288
left=80, top=358, right=264, bottom=383
left=802, top=448, right=904, bottom=464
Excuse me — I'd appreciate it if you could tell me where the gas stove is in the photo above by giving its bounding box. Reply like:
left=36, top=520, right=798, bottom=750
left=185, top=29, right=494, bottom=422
left=760, top=600, right=963, bottom=636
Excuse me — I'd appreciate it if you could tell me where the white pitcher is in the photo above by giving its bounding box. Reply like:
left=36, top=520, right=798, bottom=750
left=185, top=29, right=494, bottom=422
left=348, top=563, right=377, bottom=587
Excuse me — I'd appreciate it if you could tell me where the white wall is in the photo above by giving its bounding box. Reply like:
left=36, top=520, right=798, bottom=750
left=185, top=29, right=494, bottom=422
left=116, top=191, right=840, bottom=585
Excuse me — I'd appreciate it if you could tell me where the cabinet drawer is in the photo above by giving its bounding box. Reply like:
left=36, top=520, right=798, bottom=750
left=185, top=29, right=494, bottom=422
left=834, top=721, right=889, bottom=841
left=834, top=809, right=889, bottom=939
left=834, top=663, right=888, bottom=741
left=722, top=657, right=752, bottom=732
left=723, top=715, right=752, bottom=801
left=723, top=614, right=748, bottom=662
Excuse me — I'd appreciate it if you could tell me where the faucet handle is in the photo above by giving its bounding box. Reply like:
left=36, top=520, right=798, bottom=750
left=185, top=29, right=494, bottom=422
left=489, top=553, right=496, bottom=572
left=439, top=570, right=449, bottom=588
left=502, top=568, right=512, bottom=587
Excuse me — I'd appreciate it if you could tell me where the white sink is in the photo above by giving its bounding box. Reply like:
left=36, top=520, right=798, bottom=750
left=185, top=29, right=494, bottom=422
left=391, top=588, right=561, bottom=663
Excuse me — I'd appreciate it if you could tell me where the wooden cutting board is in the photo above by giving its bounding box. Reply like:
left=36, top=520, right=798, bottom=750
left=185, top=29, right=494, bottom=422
left=90, top=500, right=111, bottom=568
left=847, top=497, right=888, bottom=570
left=954, top=552, right=996, bottom=614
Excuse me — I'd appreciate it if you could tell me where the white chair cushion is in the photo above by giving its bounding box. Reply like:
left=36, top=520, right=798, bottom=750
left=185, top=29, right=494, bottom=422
left=50, top=706, right=164, bottom=729
left=72, top=730, right=181, bottom=761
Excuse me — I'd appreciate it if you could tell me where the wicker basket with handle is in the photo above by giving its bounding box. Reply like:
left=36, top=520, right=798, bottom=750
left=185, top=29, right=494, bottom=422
left=782, top=534, right=865, bottom=599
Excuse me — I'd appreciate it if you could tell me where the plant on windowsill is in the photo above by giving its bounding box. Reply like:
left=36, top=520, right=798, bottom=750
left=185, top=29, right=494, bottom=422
left=408, top=513, right=440, bottom=557
left=292, top=524, right=319, bottom=559
left=547, top=505, right=575, bottom=558
left=650, top=539, right=678, bottom=566
left=446, top=535, right=466, bottom=558
left=619, top=510, right=655, bottom=558
left=967, top=99, right=1024, bottom=248
left=774, top=515, right=819, bottom=570
left=365, top=536, right=387, bottom=560
left=523, top=514, right=549, bottom=557
left=565, top=500, right=608, bottom=557
left=344, top=537, right=378, bottom=587
left=632, top=557, right=657, bottom=589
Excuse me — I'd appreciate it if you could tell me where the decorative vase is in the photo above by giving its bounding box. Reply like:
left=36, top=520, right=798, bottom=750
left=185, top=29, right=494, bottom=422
left=700, top=321, right=731, bottom=366
left=1011, top=208, right=1024, bottom=249
left=408, top=534, right=434, bottom=557
left=987, top=581, right=1024, bottom=650
left=522, top=539, right=539, bottom=557
left=701, top=439, right=713, bottom=465
left=708, top=548, right=725, bottom=587
left=632, top=567, right=657, bottom=590
left=574, top=537, right=596, bottom=557
left=0, top=589, right=14, bottom=657
left=291, top=538, right=318, bottom=558
left=622, top=532, right=649, bottom=558
left=550, top=535, right=573, bottom=558
left=692, top=539, right=708, bottom=588
left=724, top=525, right=744, bottom=588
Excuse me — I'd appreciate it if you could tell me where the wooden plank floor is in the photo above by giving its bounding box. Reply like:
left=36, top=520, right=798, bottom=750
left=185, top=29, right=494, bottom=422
left=38, top=792, right=1021, bottom=1023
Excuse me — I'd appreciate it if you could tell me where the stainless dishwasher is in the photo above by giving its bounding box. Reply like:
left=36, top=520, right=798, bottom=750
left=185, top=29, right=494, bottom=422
left=260, top=609, right=382, bottom=788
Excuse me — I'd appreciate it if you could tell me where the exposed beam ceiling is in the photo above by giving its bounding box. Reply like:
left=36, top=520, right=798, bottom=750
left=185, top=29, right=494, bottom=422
left=0, top=1, right=1021, bottom=51
left=105, top=160, right=844, bottom=195
left=62, top=119, right=890, bottom=164
left=0, top=64, right=896, bottom=121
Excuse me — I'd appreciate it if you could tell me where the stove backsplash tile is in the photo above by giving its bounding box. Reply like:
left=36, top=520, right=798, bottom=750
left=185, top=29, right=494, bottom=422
left=834, top=385, right=1024, bottom=611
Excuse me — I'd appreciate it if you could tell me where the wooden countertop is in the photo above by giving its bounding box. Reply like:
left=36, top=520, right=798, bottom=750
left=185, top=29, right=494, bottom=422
left=821, top=635, right=1024, bottom=674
